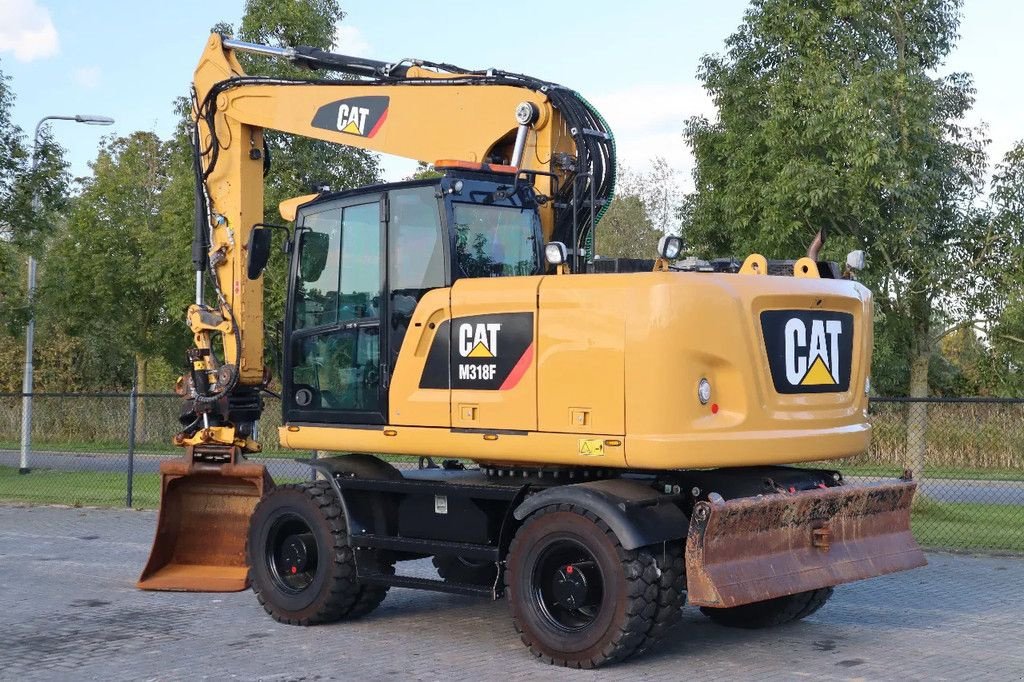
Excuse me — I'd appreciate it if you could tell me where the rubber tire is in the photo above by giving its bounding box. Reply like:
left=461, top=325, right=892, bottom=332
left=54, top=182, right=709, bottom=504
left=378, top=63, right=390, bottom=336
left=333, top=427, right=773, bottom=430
left=247, top=481, right=393, bottom=625
left=433, top=555, right=499, bottom=587
left=635, top=540, right=686, bottom=653
left=700, top=587, right=834, bottom=629
left=505, top=504, right=659, bottom=668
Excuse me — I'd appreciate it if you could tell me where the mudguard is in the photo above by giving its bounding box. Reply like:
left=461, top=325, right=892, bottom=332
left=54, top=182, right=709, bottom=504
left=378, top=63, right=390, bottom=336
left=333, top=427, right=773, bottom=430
left=513, top=478, right=688, bottom=550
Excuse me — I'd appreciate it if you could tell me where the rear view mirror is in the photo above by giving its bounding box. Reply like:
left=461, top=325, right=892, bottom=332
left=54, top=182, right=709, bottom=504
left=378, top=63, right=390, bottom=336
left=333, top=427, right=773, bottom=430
left=299, top=231, right=330, bottom=282
left=246, top=227, right=273, bottom=280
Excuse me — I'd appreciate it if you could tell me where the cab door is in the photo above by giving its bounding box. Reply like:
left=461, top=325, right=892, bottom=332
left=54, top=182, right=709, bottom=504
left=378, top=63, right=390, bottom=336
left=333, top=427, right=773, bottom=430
left=284, top=194, right=386, bottom=425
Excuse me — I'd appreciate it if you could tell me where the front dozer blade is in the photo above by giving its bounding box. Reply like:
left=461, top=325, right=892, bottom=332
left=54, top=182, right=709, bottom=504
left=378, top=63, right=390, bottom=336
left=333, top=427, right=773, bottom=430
left=686, top=481, right=926, bottom=608
left=137, top=448, right=273, bottom=592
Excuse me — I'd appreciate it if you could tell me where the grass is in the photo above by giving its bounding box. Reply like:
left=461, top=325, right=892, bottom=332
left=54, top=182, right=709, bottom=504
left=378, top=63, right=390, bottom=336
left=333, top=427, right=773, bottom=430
left=0, top=465, right=160, bottom=508
left=0, top=465, right=314, bottom=509
left=912, top=496, right=1024, bottom=553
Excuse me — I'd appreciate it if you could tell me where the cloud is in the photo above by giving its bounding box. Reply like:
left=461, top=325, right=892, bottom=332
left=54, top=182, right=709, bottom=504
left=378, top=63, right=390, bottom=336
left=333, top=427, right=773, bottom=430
left=589, top=82, right=716, bottom=192
left=72, top=65, right=100, bottom=90
left=334, top=24, right=370, bottom=57
left=0, top=0, right=59, bottom=62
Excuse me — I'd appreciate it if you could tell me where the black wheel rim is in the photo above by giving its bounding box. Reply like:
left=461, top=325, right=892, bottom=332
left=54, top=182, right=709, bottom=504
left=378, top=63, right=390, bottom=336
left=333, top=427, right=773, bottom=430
left=265, top=512, right=319, bottom=594
left=532, top=538, right=605, bottom=633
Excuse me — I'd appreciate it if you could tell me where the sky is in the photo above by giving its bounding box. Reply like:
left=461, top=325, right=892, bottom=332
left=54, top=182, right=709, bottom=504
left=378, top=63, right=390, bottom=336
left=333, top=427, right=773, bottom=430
left=2, top=0, right=1023, bottom=193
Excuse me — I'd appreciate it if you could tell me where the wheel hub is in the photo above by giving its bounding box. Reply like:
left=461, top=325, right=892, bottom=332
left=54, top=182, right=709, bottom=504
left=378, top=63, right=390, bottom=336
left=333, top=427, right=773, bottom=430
left=266, top=513, right=319, bottom=593
left=280, top=533, right=313, bottom=574
left=552, top=564, right=590, bottom=608
left=533, top=541, right=605, bottom=633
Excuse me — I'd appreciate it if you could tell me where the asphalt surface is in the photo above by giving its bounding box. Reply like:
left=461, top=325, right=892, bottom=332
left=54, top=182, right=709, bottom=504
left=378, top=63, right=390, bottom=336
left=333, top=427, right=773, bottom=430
left=1, top=503, right=1023, bottom=681
left=4, top=448, right=1024, bottom=505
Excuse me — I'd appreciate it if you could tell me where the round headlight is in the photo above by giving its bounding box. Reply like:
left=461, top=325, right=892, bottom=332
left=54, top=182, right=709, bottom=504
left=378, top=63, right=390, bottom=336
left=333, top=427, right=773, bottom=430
left=544, top=241, right=568, bottom=265
left=698, top=378, right=712, bottom=405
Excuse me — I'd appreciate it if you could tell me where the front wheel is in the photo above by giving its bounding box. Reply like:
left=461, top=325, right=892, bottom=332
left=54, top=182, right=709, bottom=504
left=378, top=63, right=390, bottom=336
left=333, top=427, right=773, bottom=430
left=247, top=481, right=392, bottom=625
left=505, top=504, right=659, bottom=668
left=699, top=587, right=834, bottom=629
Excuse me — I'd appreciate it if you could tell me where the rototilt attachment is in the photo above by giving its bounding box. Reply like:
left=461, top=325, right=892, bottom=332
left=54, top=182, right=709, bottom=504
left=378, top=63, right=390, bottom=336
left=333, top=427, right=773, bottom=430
left=685, top=480, right=926, bottom=608
left=137, top=446, right=273, bottom=592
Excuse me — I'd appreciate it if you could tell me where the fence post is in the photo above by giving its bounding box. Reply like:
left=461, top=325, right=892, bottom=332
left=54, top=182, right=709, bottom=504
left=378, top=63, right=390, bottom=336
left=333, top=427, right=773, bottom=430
left=311, top=449, right=318, bottom=481
left=126, top=380, right=138, bottom=508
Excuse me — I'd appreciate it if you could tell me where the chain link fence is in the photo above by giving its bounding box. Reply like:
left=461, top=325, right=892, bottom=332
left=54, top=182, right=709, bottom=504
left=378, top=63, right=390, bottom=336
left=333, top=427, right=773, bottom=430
left=2, top=393, right=1022, bottom=552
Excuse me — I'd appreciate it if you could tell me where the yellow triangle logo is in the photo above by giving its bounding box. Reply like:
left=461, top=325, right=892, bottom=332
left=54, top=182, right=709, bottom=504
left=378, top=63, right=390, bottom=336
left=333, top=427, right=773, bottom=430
left=467, top=342, right=494, bottom=358
left=341, top=120, right=362, bottom=135
left=801, top=355, right=836, bottom=385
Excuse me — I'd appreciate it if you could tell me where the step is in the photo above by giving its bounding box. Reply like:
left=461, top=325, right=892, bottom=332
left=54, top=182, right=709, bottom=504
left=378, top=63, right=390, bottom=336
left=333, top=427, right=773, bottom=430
left=352, top=533, right=499, bottom=561
left=358, top=571, right=494, bottom=597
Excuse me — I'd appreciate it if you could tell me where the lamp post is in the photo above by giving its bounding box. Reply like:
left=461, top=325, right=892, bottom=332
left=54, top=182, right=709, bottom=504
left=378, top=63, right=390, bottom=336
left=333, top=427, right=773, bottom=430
left=19, top=114, right=115, bottom=474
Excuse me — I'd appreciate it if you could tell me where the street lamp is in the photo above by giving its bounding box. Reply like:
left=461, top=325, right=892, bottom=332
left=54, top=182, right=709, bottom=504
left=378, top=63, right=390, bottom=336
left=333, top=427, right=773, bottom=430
left=19, top=113, right=115, bottom=474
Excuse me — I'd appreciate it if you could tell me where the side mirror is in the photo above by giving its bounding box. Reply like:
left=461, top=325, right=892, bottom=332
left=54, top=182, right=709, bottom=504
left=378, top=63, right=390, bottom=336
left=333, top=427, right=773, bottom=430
left=246, top=227, right=273, bottom=280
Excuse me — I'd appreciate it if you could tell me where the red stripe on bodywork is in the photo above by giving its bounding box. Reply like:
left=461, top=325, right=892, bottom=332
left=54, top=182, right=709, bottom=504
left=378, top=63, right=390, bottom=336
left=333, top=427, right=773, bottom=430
left=367, top=108, right=388, bottom=138
left=500, top=343, right=534, bottom=391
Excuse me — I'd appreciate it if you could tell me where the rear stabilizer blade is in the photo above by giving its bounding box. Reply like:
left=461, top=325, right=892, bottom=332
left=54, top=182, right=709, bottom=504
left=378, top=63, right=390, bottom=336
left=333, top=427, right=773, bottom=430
left=686, top=481, right=926, bottom=608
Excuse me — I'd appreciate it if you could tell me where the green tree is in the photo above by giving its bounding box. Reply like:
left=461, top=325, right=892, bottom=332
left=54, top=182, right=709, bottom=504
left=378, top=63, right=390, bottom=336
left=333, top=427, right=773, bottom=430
left=37, top=132, right=189, bottom=391
left=976, top=141, right=1024, bottom=396
left=682, top=0, right=1006, bottom=477
left=596, top=159, right=680, bottom=259
left=0, top=60, right=70, bottom=392
left=0, top=60, right=69, bottom=335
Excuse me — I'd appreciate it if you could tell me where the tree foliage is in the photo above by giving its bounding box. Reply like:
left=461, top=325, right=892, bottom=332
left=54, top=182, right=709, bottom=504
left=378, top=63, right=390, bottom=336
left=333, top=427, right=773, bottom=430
left=0, top=60, right=69, bottom=335
left=683, top=0, right=1008, bottom=398
left=36, top=133, right=190, bottom=389
left=596, top=158, right=680, bottom=259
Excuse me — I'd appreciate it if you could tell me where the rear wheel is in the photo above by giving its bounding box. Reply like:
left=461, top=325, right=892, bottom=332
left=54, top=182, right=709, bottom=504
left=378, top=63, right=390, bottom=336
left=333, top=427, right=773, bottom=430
left=700, top=587, right=834, bottom=629
left=247, top=481, right=392, bottom=625
left=505, top=504, right=659, bottom=668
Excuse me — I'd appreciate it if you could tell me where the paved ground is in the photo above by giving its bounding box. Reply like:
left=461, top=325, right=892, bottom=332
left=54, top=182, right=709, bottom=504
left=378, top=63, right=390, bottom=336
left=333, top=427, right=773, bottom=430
left=5, top=449, right=1024, bottom=505
left=2, top=504, right=1023, bottom=681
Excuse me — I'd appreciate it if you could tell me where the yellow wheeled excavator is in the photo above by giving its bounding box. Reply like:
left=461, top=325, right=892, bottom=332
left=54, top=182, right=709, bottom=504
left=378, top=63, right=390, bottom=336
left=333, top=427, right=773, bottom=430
left=138, top=33, right=925, bottom=667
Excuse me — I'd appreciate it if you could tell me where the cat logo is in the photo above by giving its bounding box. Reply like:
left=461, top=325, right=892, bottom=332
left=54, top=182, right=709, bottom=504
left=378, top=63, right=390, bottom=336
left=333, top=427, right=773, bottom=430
left=761, top=310, right=853, bottom=394
left=785, top=318, right=842, bottom=386
left=458, top=323, right=501, bottom=358
left=419, top=313, right=535, bottom=392
left=310, top=95, right=389, bottom=139
left=336, top=104, right=370, bottom=135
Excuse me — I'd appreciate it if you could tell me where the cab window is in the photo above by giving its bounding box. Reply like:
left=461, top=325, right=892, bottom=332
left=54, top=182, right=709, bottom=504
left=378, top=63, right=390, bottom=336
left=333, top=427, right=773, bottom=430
left=453, top=203, right=540, bottom=278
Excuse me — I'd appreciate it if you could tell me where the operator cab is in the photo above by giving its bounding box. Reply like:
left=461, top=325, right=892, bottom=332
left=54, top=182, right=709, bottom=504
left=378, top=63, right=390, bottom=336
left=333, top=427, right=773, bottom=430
left=276, top=164, right=544, bottom=426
